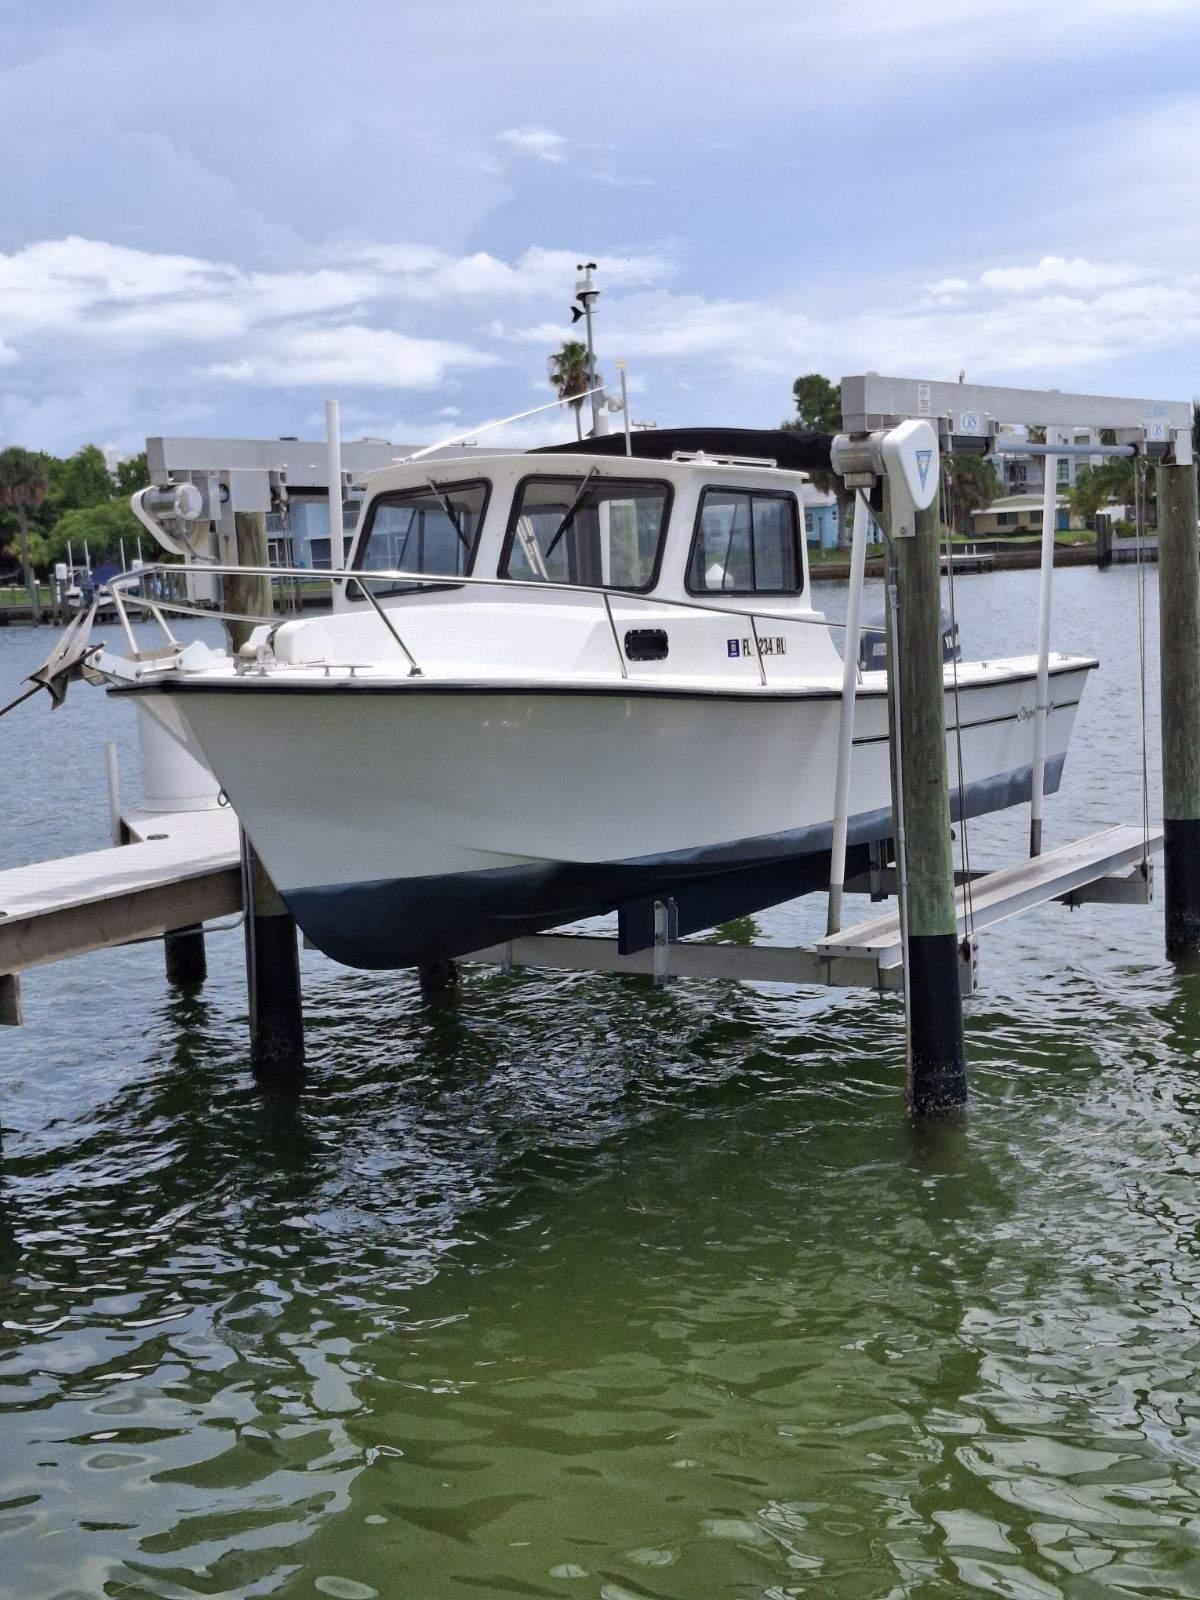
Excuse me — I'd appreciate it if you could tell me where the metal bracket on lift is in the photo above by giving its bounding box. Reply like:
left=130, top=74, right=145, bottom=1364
left=652, top=897, right=680, bottom=987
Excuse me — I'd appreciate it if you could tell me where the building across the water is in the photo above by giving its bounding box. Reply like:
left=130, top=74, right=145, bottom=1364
left=970, top=494, right=1073, bottom=536
left=801, top=485, right=885, bottom=550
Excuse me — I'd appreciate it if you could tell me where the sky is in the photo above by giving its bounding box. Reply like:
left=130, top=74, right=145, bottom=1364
left=3, top=0, right=1200, bottom=457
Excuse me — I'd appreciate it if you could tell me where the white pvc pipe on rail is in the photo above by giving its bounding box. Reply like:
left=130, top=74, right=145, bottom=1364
left=326, top=399, right=344, bottom=585
left=826, top=490, right=870, bottom=935
left=1029, top=433, right=1060, bottom=856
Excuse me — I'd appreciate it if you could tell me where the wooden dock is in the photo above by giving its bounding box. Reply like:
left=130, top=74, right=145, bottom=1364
left=0, top=807, right=240, bottom=1023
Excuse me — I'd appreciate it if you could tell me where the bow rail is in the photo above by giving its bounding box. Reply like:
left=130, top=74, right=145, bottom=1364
left=100, top=560, right=850, bottom=687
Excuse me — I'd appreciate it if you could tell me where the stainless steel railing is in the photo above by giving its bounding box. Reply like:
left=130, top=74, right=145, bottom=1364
left=102, top=561, right=844, bottom=688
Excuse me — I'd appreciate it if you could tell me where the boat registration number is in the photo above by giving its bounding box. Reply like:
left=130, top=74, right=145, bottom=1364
left=727, top=637, right=786, bottom=658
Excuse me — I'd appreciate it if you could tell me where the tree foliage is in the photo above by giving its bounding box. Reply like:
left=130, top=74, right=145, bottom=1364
left=788, top=373, right=842, bottom=433
left=44, top=500, right=143, bottom=565
left=548, top=340, right=592, bottom=440
left=783, top=373, right=848, bottom=545
left=44, top=444, right=113, bottom=521
left=1068, top=459, right=1148, bottom=525
left=115, top=452, right=149, bottom=496
left=0, top=446, right=49, bottom=516
left=0, top=446, right=50, bottom=599
left=942, top=454, right=1000, bottom=535
left=0, top=443, right=145, bottom=574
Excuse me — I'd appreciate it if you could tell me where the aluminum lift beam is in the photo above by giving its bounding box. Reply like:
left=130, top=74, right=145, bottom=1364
left=467, top=826, right=1159, bottom=995
left=840, top=374, right=1192, bottom=442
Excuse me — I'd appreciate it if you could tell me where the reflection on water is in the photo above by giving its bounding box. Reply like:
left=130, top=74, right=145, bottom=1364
left=4, top=569, right=1200, bottom=1598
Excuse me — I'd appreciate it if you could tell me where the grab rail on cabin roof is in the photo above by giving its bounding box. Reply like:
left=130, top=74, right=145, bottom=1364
left=102, top=561, right=848, bottom=688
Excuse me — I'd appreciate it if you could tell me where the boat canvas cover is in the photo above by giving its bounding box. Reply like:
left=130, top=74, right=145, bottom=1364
left=534, top=427, right=834, bottom=472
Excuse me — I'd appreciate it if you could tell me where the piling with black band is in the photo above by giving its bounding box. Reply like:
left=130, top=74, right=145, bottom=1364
left=242, top=832, right=305, bottom=1072
left=1157, top=461, right=1200, bottom=958
left=905, top=933, right=966, bottom=1113
left=164, top=925, right=207, bottom=985
left=889, top=478, right=968, bottom=1113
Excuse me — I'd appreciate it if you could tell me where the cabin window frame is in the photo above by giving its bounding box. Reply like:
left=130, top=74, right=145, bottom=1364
left=498, top=472, right=675, bottom=595
left=349, top=477, right=492, bottom=597
left=684, top=485, right=805, bottom=598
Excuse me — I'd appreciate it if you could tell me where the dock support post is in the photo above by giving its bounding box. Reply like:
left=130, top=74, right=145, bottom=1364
left=0, top=974, right=21, bottom=1027
left=417, top=959, right=462, bottom=995
left=888, top=476, right=967, bottom=1114
left=227, top=512, right=305, bottom=1070
left=164, top=926, right=207, bottom=986
left=242, top=831, right=305, bottom=1071
left=1096, top=517, right=1113, bottom=570
left=1157, top=458, right=1200, bottom=957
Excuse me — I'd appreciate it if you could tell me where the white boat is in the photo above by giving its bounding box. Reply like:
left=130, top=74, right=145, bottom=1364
left=94, top=430, right=1095, bottom=968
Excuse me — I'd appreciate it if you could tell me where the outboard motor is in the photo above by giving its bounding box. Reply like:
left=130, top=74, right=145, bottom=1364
left=858, top=609, right=960, bottom=671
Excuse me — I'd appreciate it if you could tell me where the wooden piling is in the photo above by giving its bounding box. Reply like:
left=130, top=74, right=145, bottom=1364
left=164, top=925, right=207, bottom=986
left=226, top=513, right=274, bottom=641
left=0, top=973, right=22, bottom=1027
left=887, top=477, right=967, bottom=1113
left=241, top=833, right=305, bottom=1071
left=1157, top=459, right=1200, bottom=957
left=417, top=959, right=462, bottom=995
left=227, top=511, right=306, bottom=1071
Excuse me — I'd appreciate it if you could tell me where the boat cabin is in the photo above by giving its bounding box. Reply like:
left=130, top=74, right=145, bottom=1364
left=346, top=448, right=819, bottom=610
left=255, top=441, right=850, bottom=687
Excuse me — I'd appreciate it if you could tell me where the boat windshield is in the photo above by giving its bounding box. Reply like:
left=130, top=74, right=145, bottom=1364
left=502, top=475, right=670, bottom=592
left=355, top=480, right=489, bottom=593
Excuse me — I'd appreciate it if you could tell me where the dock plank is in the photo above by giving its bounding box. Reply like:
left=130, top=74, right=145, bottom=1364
left=0, top=808, right=241, bottom=975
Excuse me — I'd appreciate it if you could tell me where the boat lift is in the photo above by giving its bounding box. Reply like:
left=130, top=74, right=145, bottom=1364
left=458, top=374, right=1194, bottom=1112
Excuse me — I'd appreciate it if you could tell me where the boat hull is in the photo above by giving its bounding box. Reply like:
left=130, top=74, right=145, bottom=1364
left=133, top=665, right=1090, bottom=967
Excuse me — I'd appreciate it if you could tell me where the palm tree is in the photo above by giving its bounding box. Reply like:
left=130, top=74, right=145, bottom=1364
left=783, top=372, right=850, bottom=547
left=0, top=447, right=49, bottom=616
left=548, top=340, right=592, bottom=441
left=942, top=454, right=1000, bottom=538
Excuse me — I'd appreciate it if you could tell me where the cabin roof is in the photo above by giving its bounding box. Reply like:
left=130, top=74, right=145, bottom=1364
left=534, top=426, right=833, bottom=473
left=359, top=444, right=821, bottom=496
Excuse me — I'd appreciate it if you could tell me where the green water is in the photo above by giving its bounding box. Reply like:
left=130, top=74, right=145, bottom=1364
left=4, top=567, right=1200, bottom=1598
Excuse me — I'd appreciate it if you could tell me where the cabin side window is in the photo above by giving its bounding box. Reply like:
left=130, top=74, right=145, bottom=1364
left=686, top=488, right=803, bottom=596
left=353, top=480, right=489, bottom=594
left=501, top=475, right=671, bottom=592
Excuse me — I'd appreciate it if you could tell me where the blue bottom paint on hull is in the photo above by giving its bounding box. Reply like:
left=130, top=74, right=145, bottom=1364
left=285, top=757, right=1065, bottom=970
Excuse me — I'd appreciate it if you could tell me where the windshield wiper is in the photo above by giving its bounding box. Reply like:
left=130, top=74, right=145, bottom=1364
left=424, top=478, right=471, bottom=553
left=544, top=468, right=599, bottom=561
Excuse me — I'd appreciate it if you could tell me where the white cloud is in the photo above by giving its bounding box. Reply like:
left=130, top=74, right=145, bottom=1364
left=207, top=326, right=498, bottom=388
left=0, top=237, right=375, bottom=345
left=980, top=256, right=1143, bottom=294
left=0, top=236, right=672, bottom=369
left=504, top=254, right=1200, bottom=388
left=315, top=243, right=672, bottom=304
left=803, top=0, right=1198, bottom=78
left=496, top=126, right=570, bottom=163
